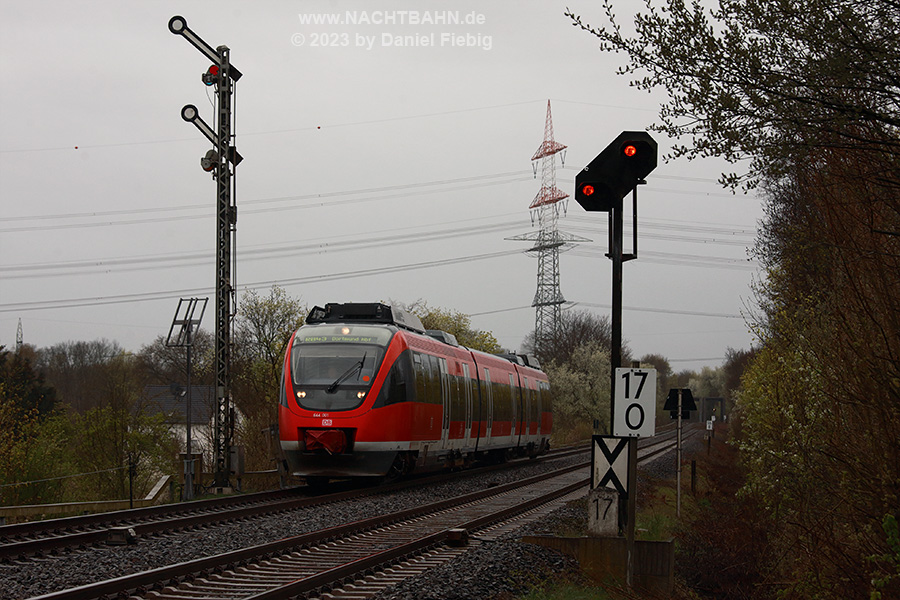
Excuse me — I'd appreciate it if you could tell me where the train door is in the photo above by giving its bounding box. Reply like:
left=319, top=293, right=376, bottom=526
left=535, top=381, right=542, bottom=435
left=522, top=376, right=531, bottom=441
left=440, top=357, right=450, bottom=448
left=508, top=373, right=517, bottom=440
left=483, top=368, right=493, bottom=446
left=463, top=363, right=473, bottom=447
left=514, top=373, right=524, bottom=447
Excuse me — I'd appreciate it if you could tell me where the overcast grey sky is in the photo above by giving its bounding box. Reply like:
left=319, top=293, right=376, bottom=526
left=0, top=1, right=762, bottom=370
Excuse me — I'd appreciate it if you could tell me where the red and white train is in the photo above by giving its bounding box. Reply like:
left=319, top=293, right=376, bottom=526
left=278, top=303, right=552, bottom=483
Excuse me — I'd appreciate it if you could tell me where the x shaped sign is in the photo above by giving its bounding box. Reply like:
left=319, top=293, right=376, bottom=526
left=591, top=435, right=631, bottom=497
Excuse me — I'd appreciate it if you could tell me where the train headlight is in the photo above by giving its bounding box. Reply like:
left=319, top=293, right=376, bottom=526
left=297, top=390, right=306, bottom=399
left=357, top=392, right=366, bottom=399
left=341, top=327, right=351, bottom=335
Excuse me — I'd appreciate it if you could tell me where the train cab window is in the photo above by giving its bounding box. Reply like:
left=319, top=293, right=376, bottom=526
left=289, top=325, right=392, bottom=411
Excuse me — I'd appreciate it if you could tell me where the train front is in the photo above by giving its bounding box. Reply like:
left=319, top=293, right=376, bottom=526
left=278, top=321, right=404, bottom=480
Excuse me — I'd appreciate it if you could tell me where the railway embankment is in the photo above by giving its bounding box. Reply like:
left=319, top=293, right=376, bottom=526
left=372, top=428, right=712, bottom=600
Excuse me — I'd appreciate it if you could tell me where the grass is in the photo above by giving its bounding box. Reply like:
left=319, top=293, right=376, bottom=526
left=517, top=581, right=613, bottom=600
left=509, top=437, right=726, bottom=600
left=634, top=478, right=686, bottom=541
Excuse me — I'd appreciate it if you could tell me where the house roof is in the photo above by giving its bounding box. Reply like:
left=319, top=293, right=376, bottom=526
left=140, top=385, right=215, bottom=425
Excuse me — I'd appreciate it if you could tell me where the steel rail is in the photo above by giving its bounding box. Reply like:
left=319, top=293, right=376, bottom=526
left=0, top=446, right=589, bottom=562
left=248, top=475, right=588, bottom=600
left=29, top=463, right=588, bottom=600
left=3, top=431, right=685, bottom=566
left=28, top=430, right=691, bottom=600
left=0, top=487, right=301, bottom=541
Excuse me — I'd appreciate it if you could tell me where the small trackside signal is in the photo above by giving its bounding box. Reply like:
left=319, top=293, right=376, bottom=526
left=200, top=149, right=218, bottom=172
left=202, top=65, right=219, bottom=86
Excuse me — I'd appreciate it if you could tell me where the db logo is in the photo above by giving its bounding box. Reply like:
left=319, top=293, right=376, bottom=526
left=322, top=419, right=333, bottom=426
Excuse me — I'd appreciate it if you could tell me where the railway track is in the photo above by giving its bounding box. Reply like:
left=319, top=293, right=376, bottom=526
left=0, top=446, right=588, bottom=563
left=1, top=430, right=693, bottom=565
left=20, top=428, right=695, bottom=600
left=31, top=464, right=589, bottom=600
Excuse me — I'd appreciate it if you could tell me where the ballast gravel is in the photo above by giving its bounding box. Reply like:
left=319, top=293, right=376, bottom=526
left=368, top=503, right=592, bottom=600
left=2, top=456, right=582, bottom=600
left=3, top=445, right=690, bottom=600
left=369, top=441, right=705, bottom=600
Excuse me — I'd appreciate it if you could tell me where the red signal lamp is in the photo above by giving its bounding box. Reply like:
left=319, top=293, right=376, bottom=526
left=202, top=64, right=220, bottom=86
left=200, top=149, right=218, bottom=172
left=575, top=131, right=657, bottom=212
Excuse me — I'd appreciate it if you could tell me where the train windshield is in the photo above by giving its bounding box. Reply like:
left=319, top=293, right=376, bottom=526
left=289, top=325, right=394, bottom=411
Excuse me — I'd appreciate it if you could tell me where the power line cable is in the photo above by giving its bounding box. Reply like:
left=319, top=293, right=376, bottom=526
left=0, top=100, right=548, bottom=154
left=2, top=211, right=757, bottom=276
left=0, top=173, right=532, bottom=233
left=0, top=249, right=522, bottom=313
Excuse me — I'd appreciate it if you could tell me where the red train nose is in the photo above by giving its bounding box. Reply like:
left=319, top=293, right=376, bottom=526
left=303, top=429, right=348, bottom=455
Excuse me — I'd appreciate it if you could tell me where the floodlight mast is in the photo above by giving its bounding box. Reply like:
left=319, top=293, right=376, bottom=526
left=171, top=15, right=241, bottom=490
left=166, top=298, right=208, bottom=501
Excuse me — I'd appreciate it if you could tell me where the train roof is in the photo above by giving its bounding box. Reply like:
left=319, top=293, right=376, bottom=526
left=306, top=302, right=542, bottom=372
left=306, top=302, right=425, bottom=333
left=497, top=352, right=542, bottom=370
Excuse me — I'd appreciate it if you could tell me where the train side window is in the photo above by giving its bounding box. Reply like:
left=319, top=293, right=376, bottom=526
left=542, top=381, right=553, bottom=412
left=450, top=361, right=463, bottom=418
left=427, top=354, right=441, bottom=404
left=419, top=351, right=436, bottom=403
left=493, top=377, right=508, bottom=422
left=413, top=352, right=426, bottom=401
left=374, top=350, right=415, bottom=407
left=523, top=376, right=531, bottom=424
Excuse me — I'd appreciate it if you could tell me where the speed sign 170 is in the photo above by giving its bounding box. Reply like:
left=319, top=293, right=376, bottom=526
left=612, top=368, right=657, bottom=437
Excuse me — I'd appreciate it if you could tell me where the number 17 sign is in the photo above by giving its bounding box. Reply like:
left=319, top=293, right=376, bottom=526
left=613, top=368, right=657, bottom=437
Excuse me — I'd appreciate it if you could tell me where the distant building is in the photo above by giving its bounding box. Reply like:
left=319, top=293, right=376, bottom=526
left=140, top=385, right=216, bottom=457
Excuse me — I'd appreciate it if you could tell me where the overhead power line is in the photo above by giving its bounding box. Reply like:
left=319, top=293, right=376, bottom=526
left=0, top=100, right=549, bottom=154
left=469, top=301, right=743, bottom=320
left=0, top=171, right=533, bottom=233
left=3, top=98, right=678, bottom=155
left=0, top=249, right=522, bottom=313
left=572, top=301, right=744, bottom=319
left=2, top=208, right=757, bottom=278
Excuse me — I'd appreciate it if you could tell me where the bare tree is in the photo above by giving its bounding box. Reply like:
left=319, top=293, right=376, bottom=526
left=522, top=308, right=623, bottom=367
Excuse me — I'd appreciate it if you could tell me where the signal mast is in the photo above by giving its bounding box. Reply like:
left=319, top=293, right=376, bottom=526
left=169, top=16, right=242, bottom=489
